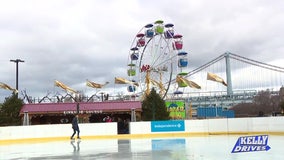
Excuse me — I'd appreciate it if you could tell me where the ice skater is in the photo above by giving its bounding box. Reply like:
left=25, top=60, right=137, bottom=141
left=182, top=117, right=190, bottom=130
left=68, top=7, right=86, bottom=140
left=71, top=114, right=80, bottom=140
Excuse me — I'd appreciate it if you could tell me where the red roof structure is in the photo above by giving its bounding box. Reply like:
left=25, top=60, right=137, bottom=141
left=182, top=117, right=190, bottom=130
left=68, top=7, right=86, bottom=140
left=20, top=101, right=142, bottom=115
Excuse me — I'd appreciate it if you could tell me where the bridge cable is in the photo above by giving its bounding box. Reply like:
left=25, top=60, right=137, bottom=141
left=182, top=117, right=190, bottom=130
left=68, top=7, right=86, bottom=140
left=229, top=56, right=284, bottom=73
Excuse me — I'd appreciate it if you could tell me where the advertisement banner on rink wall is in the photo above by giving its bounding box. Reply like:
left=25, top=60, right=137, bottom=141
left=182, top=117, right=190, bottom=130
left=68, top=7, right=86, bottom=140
left=151, top=120, right=185, bottom=132
left=231, top=135, right=271, bottom=153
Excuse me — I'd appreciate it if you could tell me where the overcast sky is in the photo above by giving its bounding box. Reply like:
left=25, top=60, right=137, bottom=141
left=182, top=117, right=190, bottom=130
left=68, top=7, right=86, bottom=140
left=1, top=0, right=284, bottom=103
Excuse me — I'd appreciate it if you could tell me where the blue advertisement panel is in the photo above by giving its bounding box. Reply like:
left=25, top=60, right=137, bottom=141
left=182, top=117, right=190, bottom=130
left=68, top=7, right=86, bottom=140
left=151, top=120, right=185, bottom=132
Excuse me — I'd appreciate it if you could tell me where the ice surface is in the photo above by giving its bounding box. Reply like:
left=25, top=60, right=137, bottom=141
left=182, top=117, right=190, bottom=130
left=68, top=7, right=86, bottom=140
left=0, top=135, right=283, bottom=160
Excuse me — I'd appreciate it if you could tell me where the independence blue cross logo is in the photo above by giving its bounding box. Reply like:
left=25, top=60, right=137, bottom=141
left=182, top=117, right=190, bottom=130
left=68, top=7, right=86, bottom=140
left=151, top=120, right=185, bottom=132
left=231, top=135, right=271, bottom=153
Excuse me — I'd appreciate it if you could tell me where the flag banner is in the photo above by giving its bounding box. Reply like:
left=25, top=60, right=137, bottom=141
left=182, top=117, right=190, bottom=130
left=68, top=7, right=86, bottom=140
left=207, top=72, right=227, bottom=86
left=176, top=76, right=201, bottom=89
left=114, top=77, right=139, bottom=86
left=183, top=78, right=201, bottom=89
left=86, top=80, right=109, bottom=88
left=150, top=78, right=166, bottom=91
left=0, top=82, right=18, bottom=93
left=176, top=75, right=187, bottom=85
left=54, top=80, right=77, bottom=93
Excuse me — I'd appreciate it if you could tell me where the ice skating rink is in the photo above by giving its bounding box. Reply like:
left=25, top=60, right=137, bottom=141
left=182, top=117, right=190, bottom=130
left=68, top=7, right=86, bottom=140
left=1, top=135, right=283, bottom=160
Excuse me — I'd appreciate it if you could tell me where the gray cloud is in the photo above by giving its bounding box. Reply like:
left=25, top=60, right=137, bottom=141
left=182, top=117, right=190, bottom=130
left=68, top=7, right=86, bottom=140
left=1, top=0, right=284, bottom=102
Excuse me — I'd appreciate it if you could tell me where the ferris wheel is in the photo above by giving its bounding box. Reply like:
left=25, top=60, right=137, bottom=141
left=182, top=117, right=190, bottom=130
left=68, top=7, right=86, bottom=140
left=127, top=20, right=189, bottom=99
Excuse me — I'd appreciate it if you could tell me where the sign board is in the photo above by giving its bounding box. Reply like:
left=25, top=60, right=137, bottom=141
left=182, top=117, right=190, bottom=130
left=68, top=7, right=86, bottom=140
left=165, top=101, right=186, bottom=119
left=231, top=135, right=271, bottom=153
left=151, top=120, right=185, bottom=132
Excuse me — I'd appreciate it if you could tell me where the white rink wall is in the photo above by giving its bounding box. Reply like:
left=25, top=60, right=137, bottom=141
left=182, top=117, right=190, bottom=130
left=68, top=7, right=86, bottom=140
left=0, top=122, right=117, bottom=140
left=0, top=117, right=283, bottom=141
left=130, top=117, right=284, bottom=134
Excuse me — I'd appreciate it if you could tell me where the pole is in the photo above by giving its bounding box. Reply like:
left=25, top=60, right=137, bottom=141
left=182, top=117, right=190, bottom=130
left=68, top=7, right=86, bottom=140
left=76, top=103, right=80, bottom=114
left=131, top=108, right=136, bottom=122
left=23, top=111, right=29, bottom=125
left=10, top=59, right=25, bottom=97
left=224, top=52, right=233, bottom=96
left=189, top=102, right=192, bottom=119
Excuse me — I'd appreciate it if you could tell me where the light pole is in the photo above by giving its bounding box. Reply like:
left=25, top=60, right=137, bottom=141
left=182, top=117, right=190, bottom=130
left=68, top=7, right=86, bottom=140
left=10, top=59, right=24, bottom=96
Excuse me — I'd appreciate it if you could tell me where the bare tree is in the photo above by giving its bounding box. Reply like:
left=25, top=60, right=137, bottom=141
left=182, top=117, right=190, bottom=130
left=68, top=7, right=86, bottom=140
left=87, top=90, right=101, bottom=102
left=21, top=90, right=33, bottom=104
left=232, top=88, right=283, bottom=117
left=253, top=89, right=271, bottom=106
left=38, top=92, right=52, bottom=103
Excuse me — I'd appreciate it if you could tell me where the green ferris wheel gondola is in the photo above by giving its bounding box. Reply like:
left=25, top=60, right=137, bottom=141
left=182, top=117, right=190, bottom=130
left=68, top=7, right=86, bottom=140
left=177, top=72, right=188, bottom=87
left=127, top=63, right=136, bottom=76
left=154, top=20, right=164, bottom=34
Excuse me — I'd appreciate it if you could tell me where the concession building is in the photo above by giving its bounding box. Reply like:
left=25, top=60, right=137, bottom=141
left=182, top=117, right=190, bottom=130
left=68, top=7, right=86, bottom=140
left=20, top=101, right=142, bottom=125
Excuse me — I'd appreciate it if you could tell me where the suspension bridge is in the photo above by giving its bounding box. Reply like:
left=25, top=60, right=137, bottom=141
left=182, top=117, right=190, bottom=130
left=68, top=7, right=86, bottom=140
left=16, top=52, right=284, bottom=110
left=167, top=52, right=284, bottom=109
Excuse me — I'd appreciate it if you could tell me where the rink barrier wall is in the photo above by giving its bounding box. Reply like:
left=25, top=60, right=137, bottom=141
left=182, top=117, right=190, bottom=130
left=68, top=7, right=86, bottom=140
left=0, top=117, right=283, bottom=145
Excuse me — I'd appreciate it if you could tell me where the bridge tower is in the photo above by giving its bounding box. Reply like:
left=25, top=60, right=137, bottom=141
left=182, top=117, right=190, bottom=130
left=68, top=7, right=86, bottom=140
left=225, top=52, right=233, bottom=96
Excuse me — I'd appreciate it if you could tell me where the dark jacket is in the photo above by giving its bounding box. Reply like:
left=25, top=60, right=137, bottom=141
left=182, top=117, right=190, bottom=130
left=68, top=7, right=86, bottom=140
left=72, top=117, right=79, bottom=130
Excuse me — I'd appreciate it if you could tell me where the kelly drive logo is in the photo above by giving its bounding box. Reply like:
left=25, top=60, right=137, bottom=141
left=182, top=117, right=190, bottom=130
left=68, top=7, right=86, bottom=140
left=231, top=135, right=271, bottom=153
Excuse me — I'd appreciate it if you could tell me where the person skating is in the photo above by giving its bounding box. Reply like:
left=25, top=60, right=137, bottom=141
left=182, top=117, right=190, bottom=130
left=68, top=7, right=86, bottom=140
left=71, top=114, right=80, bottom=140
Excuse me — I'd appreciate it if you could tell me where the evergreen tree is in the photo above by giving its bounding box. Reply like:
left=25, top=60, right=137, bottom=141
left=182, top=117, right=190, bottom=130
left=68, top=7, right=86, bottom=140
left=141, top=88, right=170, bottom=121
left=0, top=93, right=23, bottom=126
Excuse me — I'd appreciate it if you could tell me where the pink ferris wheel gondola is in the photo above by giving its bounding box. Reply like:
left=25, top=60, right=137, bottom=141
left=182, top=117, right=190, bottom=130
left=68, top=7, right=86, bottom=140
left=136, top=33, right=145, bottom=47
left=173, top=34, right=183, bottom=50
